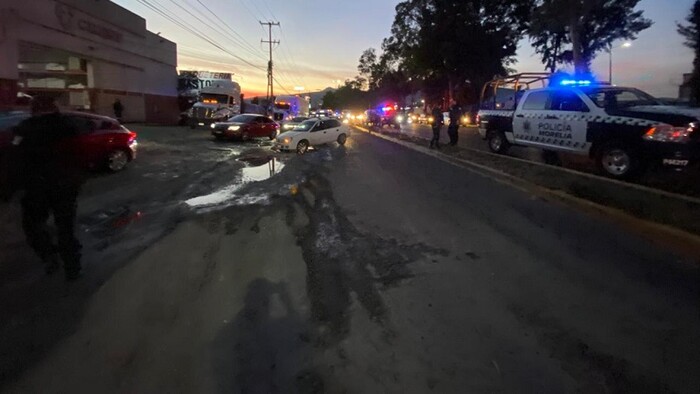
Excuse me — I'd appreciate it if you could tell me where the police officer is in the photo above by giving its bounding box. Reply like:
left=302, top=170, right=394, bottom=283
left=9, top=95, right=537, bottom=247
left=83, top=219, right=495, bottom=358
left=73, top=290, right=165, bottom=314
left=113, top=98, right=124, bottom=122
left=11, top=96, right=85, bottom=281
left=430, top=104, right=443, bottom=149
left=447, top=99, right=462, bottom=146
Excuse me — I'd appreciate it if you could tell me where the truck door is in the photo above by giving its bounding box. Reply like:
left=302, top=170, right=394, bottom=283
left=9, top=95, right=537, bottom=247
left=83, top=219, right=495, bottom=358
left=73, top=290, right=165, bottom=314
left=544, top=90, right=590, bottom=153
left=513, top=90, right=550, bottom=145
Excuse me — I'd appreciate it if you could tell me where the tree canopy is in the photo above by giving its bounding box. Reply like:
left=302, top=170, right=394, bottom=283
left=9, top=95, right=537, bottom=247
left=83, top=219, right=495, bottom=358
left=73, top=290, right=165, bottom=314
left=381, top=0, right=533, bottom=104
left=678, top=0, right=700, bottom=104
left=529, top=0, right=652, bottom=74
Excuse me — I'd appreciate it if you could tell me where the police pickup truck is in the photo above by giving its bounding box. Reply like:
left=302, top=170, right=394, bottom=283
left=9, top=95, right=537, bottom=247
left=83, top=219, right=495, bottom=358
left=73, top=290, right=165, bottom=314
left=477, top=74, right=700, bottom=179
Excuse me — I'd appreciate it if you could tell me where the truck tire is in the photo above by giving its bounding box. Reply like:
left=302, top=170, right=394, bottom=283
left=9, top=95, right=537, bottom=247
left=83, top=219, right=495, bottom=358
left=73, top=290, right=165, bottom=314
left=596, top=141, right=642, bottom=180
left=487, top=130, right=510, bottom=154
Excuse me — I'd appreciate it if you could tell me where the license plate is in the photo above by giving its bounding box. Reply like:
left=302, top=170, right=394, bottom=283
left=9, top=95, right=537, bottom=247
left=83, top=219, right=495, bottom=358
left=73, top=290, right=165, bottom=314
left=662, top=159, right=689, bottom=166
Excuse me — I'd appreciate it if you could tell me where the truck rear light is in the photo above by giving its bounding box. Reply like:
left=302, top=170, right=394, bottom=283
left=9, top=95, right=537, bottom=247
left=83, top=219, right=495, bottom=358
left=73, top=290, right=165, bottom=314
left=644, top=125, right=692, bottom=143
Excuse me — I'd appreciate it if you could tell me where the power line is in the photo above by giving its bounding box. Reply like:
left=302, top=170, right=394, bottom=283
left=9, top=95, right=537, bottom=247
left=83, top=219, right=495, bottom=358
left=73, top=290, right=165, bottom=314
left=166, top=0, right=265, bottom=63
left=135, top=0, right=265, bottom=72
left=191, top=0, right=267, bottom=61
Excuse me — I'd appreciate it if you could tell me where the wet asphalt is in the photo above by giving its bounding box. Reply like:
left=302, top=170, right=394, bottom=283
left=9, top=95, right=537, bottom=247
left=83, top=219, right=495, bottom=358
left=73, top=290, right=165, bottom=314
left=1, top=125, right=699, bottom=393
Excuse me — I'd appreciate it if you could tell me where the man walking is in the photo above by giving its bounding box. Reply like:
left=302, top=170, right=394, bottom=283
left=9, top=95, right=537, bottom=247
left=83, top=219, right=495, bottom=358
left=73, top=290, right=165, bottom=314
left=113, top=98, right=124, bottom=122
left=430, top=104, right=443, bottom=149
left=9, top=96, right=86, bottom=281
left=447, top=99, right=462, bottom=146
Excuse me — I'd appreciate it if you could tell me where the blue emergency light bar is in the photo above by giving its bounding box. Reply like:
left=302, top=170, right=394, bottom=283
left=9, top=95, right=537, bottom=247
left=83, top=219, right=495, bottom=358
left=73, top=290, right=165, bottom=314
left=560, top=79, right=593, bottom=86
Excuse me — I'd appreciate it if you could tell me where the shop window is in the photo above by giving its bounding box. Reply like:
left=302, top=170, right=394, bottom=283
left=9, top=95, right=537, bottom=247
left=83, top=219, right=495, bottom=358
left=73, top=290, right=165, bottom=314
left=16, top=42, right=91, bottom=110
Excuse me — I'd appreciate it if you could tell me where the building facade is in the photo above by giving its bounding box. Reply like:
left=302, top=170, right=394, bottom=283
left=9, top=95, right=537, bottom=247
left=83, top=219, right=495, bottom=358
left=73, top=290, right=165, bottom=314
left=0, top=0, right=179, bottom=123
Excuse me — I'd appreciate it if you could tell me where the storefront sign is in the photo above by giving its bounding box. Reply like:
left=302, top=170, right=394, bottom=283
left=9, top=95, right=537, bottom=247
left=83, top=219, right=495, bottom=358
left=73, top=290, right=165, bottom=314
left=178, top=71, right=233, bottom=92
left=55, top=3, right=123, bottom=42
left=78, top=19, right=122, bottom=43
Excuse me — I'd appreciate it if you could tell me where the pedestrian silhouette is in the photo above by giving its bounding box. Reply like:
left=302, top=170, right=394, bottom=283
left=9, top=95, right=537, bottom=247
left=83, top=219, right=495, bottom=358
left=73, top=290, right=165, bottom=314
left=113, top=99, right=124, bottom=122
left=430, top=104, right=443, bottom=149
left=9, top=96, right=86, bottom=281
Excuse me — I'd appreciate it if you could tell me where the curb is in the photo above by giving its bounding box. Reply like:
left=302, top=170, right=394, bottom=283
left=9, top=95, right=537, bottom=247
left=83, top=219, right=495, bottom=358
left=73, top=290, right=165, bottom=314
left=353, top=125, right=700, bottom=262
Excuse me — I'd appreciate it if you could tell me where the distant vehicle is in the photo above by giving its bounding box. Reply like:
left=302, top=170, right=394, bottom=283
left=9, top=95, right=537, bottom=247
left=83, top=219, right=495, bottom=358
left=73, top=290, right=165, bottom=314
left=1, top=111, right=137, bottom=172
left=478, top=73, right=700, bottom=179
left=190, top=80, right=242, bottom=129
left=274, top=118, right=349, bottom=154
left=281, top=116, right=309, bottom=132
left=210, top=113, right=279, bottom=141
left=273, top=95, right=308, bottom=122
left=314, top=109, right=335, bottom=118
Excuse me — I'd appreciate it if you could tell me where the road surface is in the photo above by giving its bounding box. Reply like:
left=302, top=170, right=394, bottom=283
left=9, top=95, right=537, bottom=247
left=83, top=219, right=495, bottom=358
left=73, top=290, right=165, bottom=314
left=1, top=126, right=698, bottom=393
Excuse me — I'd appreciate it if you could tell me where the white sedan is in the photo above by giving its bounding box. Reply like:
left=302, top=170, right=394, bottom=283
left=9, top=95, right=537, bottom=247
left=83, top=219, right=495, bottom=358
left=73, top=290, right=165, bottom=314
left=274, top=118, right=349, bottom=154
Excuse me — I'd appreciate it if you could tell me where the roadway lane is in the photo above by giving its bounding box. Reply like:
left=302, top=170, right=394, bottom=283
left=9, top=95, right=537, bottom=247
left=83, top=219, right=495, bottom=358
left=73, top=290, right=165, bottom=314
left=395, top=122, right=544, bottom=162
left=3, top=127, right=699, bottom=393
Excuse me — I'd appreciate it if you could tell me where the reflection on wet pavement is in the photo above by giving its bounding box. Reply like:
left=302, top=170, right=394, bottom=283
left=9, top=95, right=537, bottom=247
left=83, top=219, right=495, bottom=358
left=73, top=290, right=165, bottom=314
left=185, top=155, right=285, bottom=209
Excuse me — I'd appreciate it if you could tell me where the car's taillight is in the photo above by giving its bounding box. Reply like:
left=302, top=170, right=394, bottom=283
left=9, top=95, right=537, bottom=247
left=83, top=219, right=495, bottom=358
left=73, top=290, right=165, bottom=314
left=643, top=125, right=693, bottom=143
left=128, top=131, right=137, bottom=143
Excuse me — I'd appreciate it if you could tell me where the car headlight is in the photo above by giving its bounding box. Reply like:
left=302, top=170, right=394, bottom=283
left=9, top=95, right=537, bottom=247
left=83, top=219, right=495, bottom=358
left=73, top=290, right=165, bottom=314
left=279, top=137, right=292, bottom=144
left=644, top=125, right=694, bottom=143
left=428, top=116, right=434, bottom=122
left=228, top=125, right=240, bottom=131
left=210, top=123, right=216, bottom=129
left=284, top=124, right=295, bottom=129
left=397, top=115, right=404, bottom=123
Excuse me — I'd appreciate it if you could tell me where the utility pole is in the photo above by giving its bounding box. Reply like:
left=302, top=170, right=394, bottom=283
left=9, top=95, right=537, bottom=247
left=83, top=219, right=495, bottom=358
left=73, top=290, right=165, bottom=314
left=260, top=21, right=280, bottom=110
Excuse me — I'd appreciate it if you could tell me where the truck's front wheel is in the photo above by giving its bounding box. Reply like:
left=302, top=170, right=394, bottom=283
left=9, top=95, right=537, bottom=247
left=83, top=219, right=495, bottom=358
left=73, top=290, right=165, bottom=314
left=487, top=130, right=510, bottom=154
left=596, top=141, right=642, bottom=180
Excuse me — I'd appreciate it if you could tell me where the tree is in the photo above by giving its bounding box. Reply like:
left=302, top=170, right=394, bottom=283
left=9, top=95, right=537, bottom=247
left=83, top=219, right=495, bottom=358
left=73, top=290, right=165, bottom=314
left=529, top=0, right=652, bottom=74
left=678, top=0, right=700, bottom=105
left=380, top=0, right=534, bottom=104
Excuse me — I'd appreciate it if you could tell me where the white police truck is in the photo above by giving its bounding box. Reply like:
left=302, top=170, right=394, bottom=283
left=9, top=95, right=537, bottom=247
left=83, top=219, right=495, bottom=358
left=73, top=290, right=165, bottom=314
left=477, top=73, right=700, bottom=179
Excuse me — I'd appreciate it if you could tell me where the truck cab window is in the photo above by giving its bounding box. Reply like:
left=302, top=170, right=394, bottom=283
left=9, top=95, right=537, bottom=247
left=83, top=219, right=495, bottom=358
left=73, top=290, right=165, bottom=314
left=550, top=91, right=588, bottom=112
left=521, top=91, right=550, bottom=110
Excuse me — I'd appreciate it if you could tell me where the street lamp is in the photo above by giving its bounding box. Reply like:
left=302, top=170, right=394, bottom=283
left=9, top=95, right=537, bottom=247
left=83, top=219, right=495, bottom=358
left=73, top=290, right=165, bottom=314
left=609, top=42, right=632, bottom=84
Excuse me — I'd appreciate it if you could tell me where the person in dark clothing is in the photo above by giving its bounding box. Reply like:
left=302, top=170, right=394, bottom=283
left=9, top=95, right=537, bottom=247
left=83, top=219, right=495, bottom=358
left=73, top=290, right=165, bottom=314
left=429, top=105, right=444, bottom=149
left=113, top=99, right=124, bottom=121
left=10, top=96, right=86, bottom=280
left=447, top=99, right=462, bottom=146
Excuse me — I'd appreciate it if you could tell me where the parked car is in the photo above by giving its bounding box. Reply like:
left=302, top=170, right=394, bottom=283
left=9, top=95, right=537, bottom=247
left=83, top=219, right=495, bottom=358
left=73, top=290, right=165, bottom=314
left=274, top=118, right=348, bottom=154
left=0, top=111, right=137, bottom=172
left=210, top=113, right=280, bottom=141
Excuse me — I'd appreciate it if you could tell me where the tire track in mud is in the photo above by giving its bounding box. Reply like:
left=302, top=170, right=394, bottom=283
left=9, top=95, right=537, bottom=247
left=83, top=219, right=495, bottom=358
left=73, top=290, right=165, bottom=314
left=285, top=171, right=448, bottom=347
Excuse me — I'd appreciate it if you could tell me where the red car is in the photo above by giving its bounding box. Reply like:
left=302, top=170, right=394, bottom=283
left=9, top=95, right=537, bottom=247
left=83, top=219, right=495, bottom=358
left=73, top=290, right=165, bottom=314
left=210, top=114, right=280, bottom=141
left=0, top=111, right=137, bottom=172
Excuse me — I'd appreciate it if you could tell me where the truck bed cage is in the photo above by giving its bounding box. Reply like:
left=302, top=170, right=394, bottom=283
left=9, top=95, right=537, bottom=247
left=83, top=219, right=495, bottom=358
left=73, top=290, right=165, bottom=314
left=480, top=73, right=552, bottom=110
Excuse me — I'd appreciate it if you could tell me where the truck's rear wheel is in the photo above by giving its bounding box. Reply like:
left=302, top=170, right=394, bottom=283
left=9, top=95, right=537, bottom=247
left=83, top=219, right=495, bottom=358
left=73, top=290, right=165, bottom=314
left=487, top=130, right=510, bottom=154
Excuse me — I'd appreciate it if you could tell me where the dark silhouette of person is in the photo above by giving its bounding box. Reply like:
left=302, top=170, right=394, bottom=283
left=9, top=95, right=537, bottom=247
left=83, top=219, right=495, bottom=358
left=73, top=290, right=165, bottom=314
left=11, top=96, right=86, bottom=280
left=113, top=99, right=124, bottom=122
left=447, top=99, right=462, bottom=146
left=430, top=104, right=444, bottom=149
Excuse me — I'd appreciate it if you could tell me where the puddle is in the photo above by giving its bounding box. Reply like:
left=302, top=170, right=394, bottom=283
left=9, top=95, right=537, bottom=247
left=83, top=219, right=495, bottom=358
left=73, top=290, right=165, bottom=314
left=185, top=156, right=285, bottom=209
left=241, top=157, right=285, bottom=182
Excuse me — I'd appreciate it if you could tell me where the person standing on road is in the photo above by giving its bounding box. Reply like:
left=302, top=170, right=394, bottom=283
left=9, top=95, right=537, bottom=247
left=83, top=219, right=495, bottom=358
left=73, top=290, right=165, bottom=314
left=447, top=99, right=462, bottom=146
left=5, top=96, right=86, bottom=281
left=113, top=99, right=124, bottom=122
left=430, top=104, right=444, bottom=149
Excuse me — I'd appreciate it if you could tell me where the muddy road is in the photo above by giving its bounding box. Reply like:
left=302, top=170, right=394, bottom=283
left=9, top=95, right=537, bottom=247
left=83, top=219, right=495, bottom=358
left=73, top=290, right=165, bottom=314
left=1, top=126, right=698, bottom=393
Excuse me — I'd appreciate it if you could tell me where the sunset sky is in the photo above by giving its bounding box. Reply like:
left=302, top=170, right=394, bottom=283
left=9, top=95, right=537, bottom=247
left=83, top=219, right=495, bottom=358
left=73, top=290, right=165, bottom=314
left=113, top=0, right=695, bottom=98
